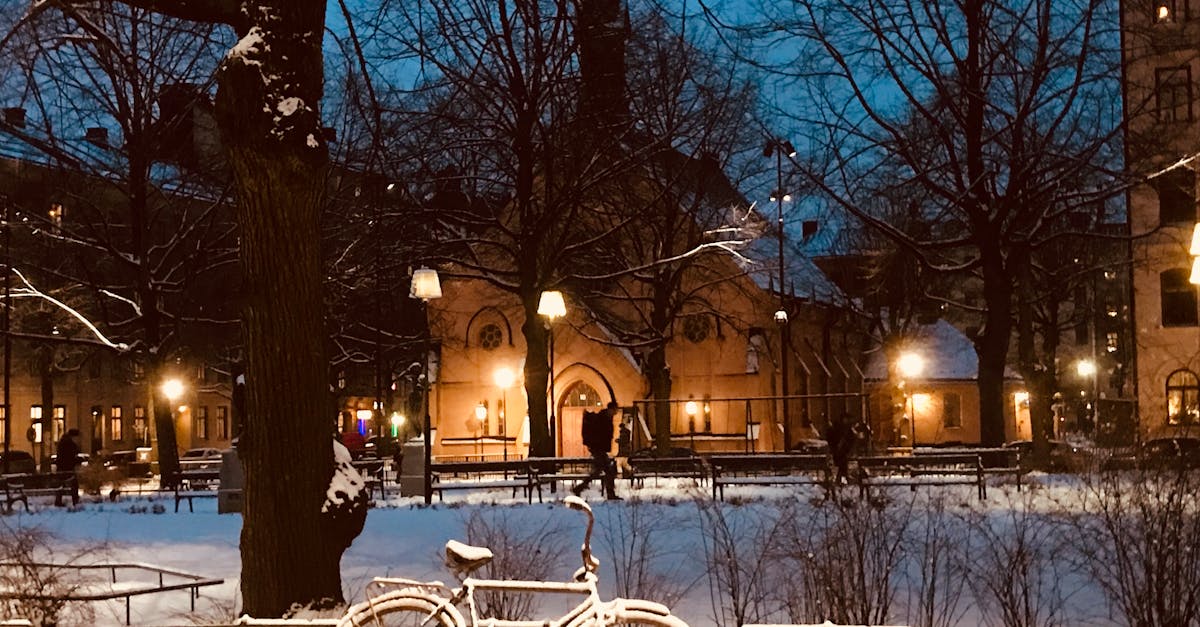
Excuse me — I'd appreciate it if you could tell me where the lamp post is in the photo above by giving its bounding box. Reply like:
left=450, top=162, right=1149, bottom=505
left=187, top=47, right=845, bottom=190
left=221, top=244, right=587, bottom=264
left=1076, top=359, right=1098, bottom=432
left=538, top=290, right=566, bottom=455
left=685, top=398, right=698, bottom=452
left=410, top=266, right=442, bottom=505
left=474, top=402, right=487, bottom=458
left=493, top=367, right=516, bottom=460
left=765, top=138, right=796, bottom=451
left=897, top=352, right=925, bottom=449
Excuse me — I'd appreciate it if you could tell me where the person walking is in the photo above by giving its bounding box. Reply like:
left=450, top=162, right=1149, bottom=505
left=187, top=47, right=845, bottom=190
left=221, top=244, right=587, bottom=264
left=825, top=413, right=853, bottom=485
left=573, top=401, right=621, bottom=500
left=55, top=428, right=82, bottom=505
left=615, top=421, right=632, bottom=478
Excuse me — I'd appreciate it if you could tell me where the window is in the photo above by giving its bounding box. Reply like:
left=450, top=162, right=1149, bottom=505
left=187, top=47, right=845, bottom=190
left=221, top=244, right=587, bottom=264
left=943, top=393, right=962, bottom=429
left=217, top=406, right=229, bottom=440
left=802, top=220, right=819, bottom=239
left=1107, top=331, right=1120, bottom=354
left=683, top=316, right=710, bottom=343
left=1158, top=167, right=1196, bottom=224
left=52, top=405, right=65, bottom=444
left=195, top=406, right=209, bottom=440
left=1161, top=268, right=1199, bottom=326
left=1156, top=0, right=1189, bottom=22
left=563, top=381, right=602, bottom=407
left=478, top=324, right=503, bottom=350
left=1156, top=66, right=1192, bottom=123
left=133, top=406, right=148, bottom=446
left=111, top=406, right=123, bottom=442
left=1167, top=369, right=1200, bottom=424
left=29, top=406, right=42, bottom=443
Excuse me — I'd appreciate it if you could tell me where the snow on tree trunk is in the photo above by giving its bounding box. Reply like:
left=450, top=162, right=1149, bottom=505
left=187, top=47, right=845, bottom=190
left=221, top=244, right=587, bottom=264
left=214, top=1, right=366, bottom=617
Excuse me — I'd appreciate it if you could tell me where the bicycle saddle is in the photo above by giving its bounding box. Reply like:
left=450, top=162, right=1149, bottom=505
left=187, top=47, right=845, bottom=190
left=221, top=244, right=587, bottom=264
left=445, top=539, right=494, bottom=575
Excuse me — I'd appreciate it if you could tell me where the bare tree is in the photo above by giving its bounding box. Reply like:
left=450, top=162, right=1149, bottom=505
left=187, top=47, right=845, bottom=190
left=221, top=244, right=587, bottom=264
left=722, top=0, right=1124, bottom=446
left=4, top=0, right=369, bottom=615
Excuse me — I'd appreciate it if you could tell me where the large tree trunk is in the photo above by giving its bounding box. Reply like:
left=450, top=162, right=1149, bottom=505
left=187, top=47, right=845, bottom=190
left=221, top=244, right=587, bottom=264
left=214, top=1, right=364, bottom=616
left=522, top=295, right=553, bottom=457
left=977, top=269, right=1013, bottom=448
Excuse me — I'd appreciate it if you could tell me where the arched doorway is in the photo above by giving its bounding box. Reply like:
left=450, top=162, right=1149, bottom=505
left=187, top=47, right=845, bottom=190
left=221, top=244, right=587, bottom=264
left=559, top=381, right=603, bottom=457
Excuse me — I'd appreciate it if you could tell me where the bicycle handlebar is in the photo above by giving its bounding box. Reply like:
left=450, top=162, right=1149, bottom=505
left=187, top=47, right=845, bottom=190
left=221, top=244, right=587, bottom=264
left=563, top=495, right=599, bottom=581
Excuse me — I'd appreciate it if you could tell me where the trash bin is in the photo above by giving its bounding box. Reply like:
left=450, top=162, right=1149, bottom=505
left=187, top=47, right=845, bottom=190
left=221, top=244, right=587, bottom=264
left=398, top=437, right=427, bottom=497
left=218, top=448, right=244, bottom=514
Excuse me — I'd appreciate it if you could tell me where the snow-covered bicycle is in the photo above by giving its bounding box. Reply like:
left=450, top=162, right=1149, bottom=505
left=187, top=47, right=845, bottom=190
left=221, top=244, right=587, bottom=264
left=338, top=496, right=687, bottom=627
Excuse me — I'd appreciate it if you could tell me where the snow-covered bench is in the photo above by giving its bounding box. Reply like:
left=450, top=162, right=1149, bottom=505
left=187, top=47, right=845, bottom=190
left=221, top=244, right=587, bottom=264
left=429, top=460, right=541, bottom=502
left=709, top=453, right=833, bottom=500
left=2, top=472, right=78, bottom=510
left=856, top=453, right=987, bottom=499
left=627, top=455, right=707, bottom=487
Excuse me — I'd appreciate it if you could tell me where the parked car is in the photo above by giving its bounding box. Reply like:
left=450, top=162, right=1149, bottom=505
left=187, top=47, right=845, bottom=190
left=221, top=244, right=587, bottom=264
left=364, top=435, right=399, bottom=459
left=0, top=450, right=36, bottom=474
left=103, top=450, right=151, bottom=478
left=47, top=452, right=90, bottom=470
left=179, top=447, right=223, bottom=471
left=1101, top=436, right=1200, bottom=471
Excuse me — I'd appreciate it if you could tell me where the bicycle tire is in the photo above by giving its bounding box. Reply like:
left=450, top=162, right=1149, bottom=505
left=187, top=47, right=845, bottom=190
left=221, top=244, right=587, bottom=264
left=562, top=599, right=689, bottom=627
left=338, top=591, right=465, bottom=627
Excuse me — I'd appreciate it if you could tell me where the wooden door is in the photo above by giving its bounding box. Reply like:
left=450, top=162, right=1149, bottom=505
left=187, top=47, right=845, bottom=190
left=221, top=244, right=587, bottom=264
left=560, top=407, right=587, bottom=457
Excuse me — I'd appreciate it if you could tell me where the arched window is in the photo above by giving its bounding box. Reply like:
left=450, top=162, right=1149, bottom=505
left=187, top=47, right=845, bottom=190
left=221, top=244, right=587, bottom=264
left=1167, top=369, right=1200, bottom=425
left=562, top=381, right=602, bottom=408
left=1161, top=268, right=1199, bottom=326
left=478, top=324, right=503, bottom=350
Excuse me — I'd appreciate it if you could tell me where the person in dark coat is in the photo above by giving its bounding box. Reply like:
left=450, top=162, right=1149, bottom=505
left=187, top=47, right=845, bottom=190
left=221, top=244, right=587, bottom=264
left=825, top=413, right=854, bottom=484
left=55, top=428, right=82, bottom=505
left=573, top=401, right=621, bottom=500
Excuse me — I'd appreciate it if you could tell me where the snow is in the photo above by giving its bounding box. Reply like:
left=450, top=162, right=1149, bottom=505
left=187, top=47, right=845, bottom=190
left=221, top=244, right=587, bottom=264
left=3, top=475, right=1123, bottom=626
left=276, top=98, right=305, bottom=118
left=227, top=27, right=268, bottom=68
left=862, top=319, right=1022, bottom=381
left=322, top=441, right=365, bottom=512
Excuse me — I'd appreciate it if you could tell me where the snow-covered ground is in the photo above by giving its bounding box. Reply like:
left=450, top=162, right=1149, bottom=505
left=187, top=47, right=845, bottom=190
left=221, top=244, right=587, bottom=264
left=0, top=475, right=1130, bottom=626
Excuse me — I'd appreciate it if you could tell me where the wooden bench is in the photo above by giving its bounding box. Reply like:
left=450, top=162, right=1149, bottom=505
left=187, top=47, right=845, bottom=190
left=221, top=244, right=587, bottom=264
left=856, top=453, right=987, bottom=500
left=527, top=457, right=595, bottom=493
left=627, top=456, right=708, bottom=488
left=351, top=459, right=387, bottom=501
left=709, top=453, right=833, bottom=500
left=2, top=472, right=78, bottom=511
left=168, top=469, right=222, bottom=512
left=429, top=460, right=541, bottom=503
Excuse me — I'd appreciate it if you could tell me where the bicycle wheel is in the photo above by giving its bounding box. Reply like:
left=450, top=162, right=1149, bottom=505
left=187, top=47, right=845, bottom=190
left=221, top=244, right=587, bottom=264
left=338, top=591, right=464, bottom=627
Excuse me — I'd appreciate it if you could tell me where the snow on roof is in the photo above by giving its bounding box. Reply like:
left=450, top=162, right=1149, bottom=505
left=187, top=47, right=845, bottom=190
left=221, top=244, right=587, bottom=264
left=741, top=232, right=847, bottom=306
left=862, top=319, right=1021, bottom=381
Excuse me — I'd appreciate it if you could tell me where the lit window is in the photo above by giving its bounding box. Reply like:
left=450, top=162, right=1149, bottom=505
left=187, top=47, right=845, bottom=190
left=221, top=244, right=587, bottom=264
left=1167, top=369, right=1200, bottom=424
left=111, top=405, right=124, bottom=441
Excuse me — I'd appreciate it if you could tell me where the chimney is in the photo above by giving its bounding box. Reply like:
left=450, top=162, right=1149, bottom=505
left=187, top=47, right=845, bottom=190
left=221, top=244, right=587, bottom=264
left=2, top=108, right=25, bottom=128
left=85, top=127, right=108, bottom=146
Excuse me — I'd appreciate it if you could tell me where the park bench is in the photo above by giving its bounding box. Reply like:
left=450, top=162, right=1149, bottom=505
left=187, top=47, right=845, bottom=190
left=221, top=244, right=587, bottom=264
left=351, top=459, right=387, bottom=501
left=2, top=472, right=78, bottom=511
left=429, top=460, right=541, bottom=503
left=527, top=457, right=595, bottom=493
left=708, top=453, right=834, bottom=500
left=170, top=468, right=222, bottom=512
left=856, top=453, right=988, bottom=500
left=627, top=455, right=708, bottom=488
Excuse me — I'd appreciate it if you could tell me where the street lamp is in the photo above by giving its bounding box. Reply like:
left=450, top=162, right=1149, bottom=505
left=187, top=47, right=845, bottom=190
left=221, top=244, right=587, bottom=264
left=410, top=266, right=442, bottom=505
left=538, top=290, right=567, bottom=455
left=390, top=412, right=405, bottom=438
left=765, top=138, right=796, bottom=451
left=1077, top=359, right=1099, bottom=432
left=474, top=402, right=488, bottom=458
left=493, top=366, right=516, bottom=460
left=897, top=352, right=925, bottom=448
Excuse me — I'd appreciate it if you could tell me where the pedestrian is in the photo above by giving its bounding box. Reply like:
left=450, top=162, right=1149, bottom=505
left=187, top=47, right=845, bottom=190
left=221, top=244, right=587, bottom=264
left=55, top=428, right=82, bottom=506
left=615, top=421, right=632, bottom=478
left=573, top=401, right=622, bottom=500
left=825, top=413, right=854, bottom=485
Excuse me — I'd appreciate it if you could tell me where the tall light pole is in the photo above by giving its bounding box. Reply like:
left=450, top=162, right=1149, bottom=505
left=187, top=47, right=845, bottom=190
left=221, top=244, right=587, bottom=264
left=897, top=352, right=925, bottom=448
left=493, top=366, right=516, bottom=460
left=1076, top=359, right=1099, bottom=432
left=538, top=290, right=566, bottom=455
left=410, top=266, right=442, bottom=505
left=765, top=138, right=795, bottom=450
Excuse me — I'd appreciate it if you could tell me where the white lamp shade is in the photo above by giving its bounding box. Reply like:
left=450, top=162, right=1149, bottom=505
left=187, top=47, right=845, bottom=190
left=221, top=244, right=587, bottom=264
left=1191, top=257, right=1200, bottom=285
left=897, top=352, right=925, bottom=379
left=493, top=366, right=516, bottom=389
left=538, top=290, right=567, bottom=319
left=410, top=267, right=442, bottom=300
left=161, top=378, right=185, bottom=401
